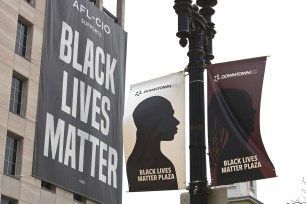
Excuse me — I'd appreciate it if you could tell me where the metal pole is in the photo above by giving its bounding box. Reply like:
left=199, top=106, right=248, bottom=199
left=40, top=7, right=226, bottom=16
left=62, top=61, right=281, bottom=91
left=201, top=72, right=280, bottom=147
left=174, top=1, right=217, bottom=204
left=188, top=22, right=207, bottom=204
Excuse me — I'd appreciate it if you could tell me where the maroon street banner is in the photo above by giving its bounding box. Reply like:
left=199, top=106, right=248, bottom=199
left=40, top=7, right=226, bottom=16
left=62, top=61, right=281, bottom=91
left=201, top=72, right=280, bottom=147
left=123, top=72, right=186, bottom=192
left=207, top=56, right=276, bottom=186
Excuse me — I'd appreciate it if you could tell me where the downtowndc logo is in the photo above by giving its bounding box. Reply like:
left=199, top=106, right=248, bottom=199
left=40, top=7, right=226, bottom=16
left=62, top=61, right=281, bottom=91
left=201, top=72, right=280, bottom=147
left=135, top=84, right=178, bottom=96
left=213, top=70, right=258, bottom=83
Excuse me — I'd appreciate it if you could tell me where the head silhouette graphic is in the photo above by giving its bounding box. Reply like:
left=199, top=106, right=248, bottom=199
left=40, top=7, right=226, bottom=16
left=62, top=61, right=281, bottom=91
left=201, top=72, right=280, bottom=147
left=127, top=96, right=179, bottom=191
left=208, top=88, right=263, bottom=185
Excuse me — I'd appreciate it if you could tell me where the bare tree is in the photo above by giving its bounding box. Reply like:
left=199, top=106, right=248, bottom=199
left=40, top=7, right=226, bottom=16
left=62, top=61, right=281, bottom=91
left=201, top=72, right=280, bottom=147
left=291, top=177, right=306, bottom=204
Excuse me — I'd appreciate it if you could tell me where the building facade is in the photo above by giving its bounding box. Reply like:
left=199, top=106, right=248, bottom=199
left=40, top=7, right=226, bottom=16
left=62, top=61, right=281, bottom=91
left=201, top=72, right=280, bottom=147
left=0, top=0, right=124, bottom=203
left=180, top=181, right=263, bottom=204
left=227, top=182, right=263, bottom=204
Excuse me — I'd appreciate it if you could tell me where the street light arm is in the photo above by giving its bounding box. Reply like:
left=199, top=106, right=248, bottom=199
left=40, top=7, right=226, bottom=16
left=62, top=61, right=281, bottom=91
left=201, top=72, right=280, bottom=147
left=173, top=0, right=192, bottom=42
left=174, top=2, right=209, bottom=48
left=190, top=5, right=208, bottom=32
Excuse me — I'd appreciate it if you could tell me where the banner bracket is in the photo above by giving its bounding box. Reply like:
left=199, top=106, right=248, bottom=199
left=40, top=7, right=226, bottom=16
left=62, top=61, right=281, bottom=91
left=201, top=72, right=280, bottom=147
left=189, top=180, right=210, bottom=195
left=185, top=63, right=207, bottom=73
left=189, top=80, right=204, bottom=84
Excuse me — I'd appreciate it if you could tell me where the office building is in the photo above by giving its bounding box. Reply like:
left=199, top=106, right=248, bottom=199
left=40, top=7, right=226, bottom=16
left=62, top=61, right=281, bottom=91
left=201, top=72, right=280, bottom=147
left=0, top=0, right=124, bottom=203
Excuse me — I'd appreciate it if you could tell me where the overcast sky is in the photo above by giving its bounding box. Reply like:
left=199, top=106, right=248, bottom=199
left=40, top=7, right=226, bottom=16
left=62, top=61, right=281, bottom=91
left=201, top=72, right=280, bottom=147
left=121, top=0, right=306, bottom=203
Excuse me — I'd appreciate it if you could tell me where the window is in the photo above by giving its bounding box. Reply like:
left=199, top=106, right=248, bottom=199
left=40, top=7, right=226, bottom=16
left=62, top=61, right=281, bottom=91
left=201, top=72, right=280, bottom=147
left=1, top=196, right=17, bottom=204
left=15, top=17, right=32, bottom=59
left=3, top=135, right=18, bottom=176
left=249, top=180, right=256, bottom=193
left=15, top=20, right=29, bottom=57
left=73, top=193, right=86, bottom=203
left=9, top=76, right=24, bottom=115
left=41, top=180, right=56, bottom=192
left=250, top=181, right=254, bottom=188
left=24, top=0, right=35, bottom=6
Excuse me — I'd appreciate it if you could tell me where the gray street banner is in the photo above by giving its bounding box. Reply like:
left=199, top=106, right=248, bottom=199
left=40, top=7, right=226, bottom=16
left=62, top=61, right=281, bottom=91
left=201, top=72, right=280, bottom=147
left=32, top=0, right=127, bottom=203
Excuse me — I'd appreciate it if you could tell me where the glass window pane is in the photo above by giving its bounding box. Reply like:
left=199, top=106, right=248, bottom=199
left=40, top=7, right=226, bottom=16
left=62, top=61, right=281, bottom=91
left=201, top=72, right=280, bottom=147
left=3, top=160, right=8, bottom=173
left=6, top=162, right=12, bottom=175
left=23, top=25, right=28, bottom=36
left=12, top=137, right=18, bottom=149
left=8, top=136, right=14, bottom=148
left=10, top=163, right=16, bottom=175
left=13, top=103, right=18, bottom=114
left=19, top=80, right=23, bottom=90
left=13, top=91, right=18, bottom=101
left=12, top=151, right=17, bottom=162
left=22, top=46, right=26, bottom=56
left=21, top=35, right=26, bottom=47
left=2, top=199, right=9, bottom=204
left=20, top=23, right=24, bottom=33
left=15, top=78, right=21, bottom=89
left=5, top=148, right=9, bottom=160
left=4, top=136, right=18, bottom=176
left=10, top=76, right=23, bottom=115
left=6, top=136, right=12, bottom=147
left=8, top=150, right=13, bottom=161
left=15, top=21, right=28, bottom=57
left=16, top=103, right=21, bottom=114
left=16, top=91, right=22, bottom=102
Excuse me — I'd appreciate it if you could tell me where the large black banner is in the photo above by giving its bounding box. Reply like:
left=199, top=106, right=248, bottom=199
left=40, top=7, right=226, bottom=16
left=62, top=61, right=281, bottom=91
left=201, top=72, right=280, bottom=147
left=32, top=0, right=127, bottom=203
left=207, top=57, right=276, bottom=186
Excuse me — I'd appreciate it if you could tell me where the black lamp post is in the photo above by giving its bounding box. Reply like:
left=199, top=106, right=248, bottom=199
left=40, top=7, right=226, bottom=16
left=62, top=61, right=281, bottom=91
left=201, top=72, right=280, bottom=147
left=173, top=1, right=217, bottom=204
